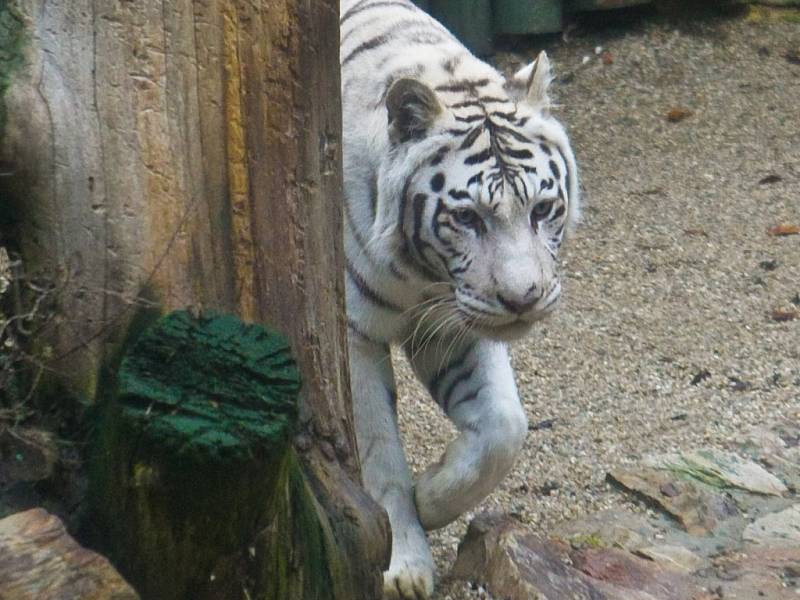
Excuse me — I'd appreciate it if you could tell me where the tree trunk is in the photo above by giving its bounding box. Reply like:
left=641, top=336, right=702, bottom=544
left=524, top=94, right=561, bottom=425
left=0, top=1, right=389, bottom=598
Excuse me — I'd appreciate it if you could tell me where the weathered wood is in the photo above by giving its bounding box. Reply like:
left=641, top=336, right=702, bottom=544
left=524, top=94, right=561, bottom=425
left=0, top=0, right=352, bottom=446
left=1, top=1, right=389, bottom=597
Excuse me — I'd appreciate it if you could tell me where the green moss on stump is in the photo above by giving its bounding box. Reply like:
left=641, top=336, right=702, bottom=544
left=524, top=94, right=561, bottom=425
left=251, top=452, right=344, bottom=600
left=91, top=311, right=341, bottom=600
left=116, top=310, right=299, bottom=463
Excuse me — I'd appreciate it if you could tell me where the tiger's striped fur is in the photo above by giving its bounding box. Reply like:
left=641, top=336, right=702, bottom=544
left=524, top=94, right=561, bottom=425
left=340, top=2, right=579, bottom=597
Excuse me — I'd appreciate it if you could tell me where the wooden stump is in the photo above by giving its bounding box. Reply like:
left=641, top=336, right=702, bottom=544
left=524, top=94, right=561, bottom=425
left=90, top=311, right=350, bottom=600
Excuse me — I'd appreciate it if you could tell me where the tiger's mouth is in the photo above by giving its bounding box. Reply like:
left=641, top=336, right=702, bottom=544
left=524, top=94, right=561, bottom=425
left=462, top=301, right=559, bottom=341
left=473, top=317, right=536, bottom=342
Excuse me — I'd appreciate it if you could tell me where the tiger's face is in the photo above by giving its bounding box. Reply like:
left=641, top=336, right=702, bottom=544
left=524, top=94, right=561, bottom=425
left=400, top=128, right=571, bottom=341
left=381, top=53, right=578, bottom=342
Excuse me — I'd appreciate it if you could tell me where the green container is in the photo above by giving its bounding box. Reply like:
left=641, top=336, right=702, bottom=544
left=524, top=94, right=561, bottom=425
left=430, top=0, right=493, bottom=55
left=493, top=0, right=564, bottom=35
left=567, top=0, right=651, bottom=11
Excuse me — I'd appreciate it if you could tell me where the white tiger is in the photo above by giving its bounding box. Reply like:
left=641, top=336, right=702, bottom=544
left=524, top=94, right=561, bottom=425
left=340, top=1, right=579, bottom=598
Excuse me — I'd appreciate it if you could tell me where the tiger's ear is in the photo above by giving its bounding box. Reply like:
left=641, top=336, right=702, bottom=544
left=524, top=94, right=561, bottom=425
left=512, top=51, right=553, bottom=113
left=386, top=78, right=443, bottom=143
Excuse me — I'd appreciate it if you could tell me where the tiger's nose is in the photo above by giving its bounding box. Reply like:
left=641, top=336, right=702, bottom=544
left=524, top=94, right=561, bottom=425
left=496, top=292, right=537, bottom=315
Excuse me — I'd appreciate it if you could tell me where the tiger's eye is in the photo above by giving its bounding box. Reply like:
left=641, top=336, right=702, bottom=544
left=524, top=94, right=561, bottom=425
left=530, top=200, right=554, bottom=222
left=453, top=208, right=481, bottom=229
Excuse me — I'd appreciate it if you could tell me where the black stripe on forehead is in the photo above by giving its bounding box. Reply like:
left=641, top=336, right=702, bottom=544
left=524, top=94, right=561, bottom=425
left=465, top=148, right=492, bottom=166
left=491, top=122, right=532, bottom=144
left=505, top=147, right=533, bottom=160
left=466, top=171, right=483, bottom=187
left=459, top=127, right=483, bottom=150
left=490, top=110, right=517, bottom=122
left=455, top=113, right=485, bottom=124
left=435, top=78, right=491, bottom=93
left=449, top=99, right=482, bottom=109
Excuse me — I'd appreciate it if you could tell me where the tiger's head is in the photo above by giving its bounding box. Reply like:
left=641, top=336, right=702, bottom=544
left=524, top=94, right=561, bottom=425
left=374, top=52, right=579, bottom=342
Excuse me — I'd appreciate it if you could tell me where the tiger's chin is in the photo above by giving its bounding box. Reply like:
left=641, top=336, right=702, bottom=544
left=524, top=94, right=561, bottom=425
left=474, top=318, right=536, bottom=342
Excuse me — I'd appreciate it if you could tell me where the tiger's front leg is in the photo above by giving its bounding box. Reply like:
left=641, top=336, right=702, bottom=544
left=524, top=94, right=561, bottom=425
left=348, top=333, right=435, bottom=600
left=406, top=338, right=528, bottom=530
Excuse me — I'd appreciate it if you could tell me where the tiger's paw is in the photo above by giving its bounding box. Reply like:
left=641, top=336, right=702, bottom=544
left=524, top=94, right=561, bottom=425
left=383, top=553, right=434, bottom=600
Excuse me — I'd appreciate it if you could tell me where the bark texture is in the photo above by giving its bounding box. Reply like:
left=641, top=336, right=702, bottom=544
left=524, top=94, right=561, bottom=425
left=0, top=1, right=388, bottom=598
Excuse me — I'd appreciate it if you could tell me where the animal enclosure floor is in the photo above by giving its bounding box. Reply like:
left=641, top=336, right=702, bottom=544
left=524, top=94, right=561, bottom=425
left=393, top=7, right=800, bottom=598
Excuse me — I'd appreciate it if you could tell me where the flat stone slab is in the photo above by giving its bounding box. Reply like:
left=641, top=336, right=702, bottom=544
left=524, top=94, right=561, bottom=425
left=0, top=508, right=139, bottom=599
left=554, top=508, right=657, bottom=552
left=743, top=503, right=800, bottom=547
left=607, top=467, right=738, bottom=535
left=644, top=448, right=788, bottom=496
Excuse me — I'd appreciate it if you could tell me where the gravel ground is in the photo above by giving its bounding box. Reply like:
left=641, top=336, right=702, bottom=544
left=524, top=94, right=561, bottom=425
left=393, top=6, right=800, bottom=599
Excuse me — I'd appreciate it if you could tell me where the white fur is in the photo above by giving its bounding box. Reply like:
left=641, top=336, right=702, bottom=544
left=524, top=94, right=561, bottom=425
left=340, top=2, right=579, bottom=598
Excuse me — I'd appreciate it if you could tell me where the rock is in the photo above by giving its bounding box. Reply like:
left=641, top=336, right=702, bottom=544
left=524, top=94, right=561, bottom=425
left=0, top=427, right=58, bottom=488
left=583, top=580, right=660, bottom=600
left=645, top=448, right=788, bottom=496
left=607, top=467, right=735, bottom=535
left=554, top=509, right=656, bottom=552
left=710, top=546, right=800, bottom=600
left=452, top=512, right=605, bottom=600
left=713, top=571, right=796, bottom=599
left=0, top=508, right=139, bottom=599
left=570, top=547, right=702, bottom=600
left=738, top=419, right=800, bottom=492
left=634, top=545, right=708, bottom=573
left=743, top=503, right=800, bottom=547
